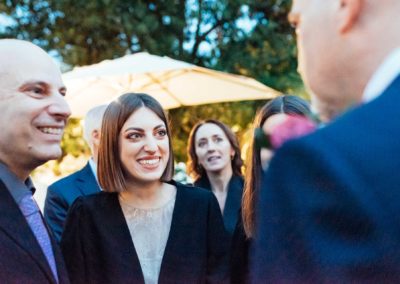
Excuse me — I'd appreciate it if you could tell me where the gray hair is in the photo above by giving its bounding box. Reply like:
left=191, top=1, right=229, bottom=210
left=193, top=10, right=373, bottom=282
left=83, top=104, right=108, bottom=151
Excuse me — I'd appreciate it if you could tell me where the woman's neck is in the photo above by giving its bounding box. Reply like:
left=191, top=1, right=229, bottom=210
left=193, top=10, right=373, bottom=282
left=207, top=166, right=233, bottom=193
left=120, top=180, right=175, bottom=209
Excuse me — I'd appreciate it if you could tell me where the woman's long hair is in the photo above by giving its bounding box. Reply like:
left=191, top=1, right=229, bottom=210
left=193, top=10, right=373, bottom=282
left=242, top=95, right=311, bottom=238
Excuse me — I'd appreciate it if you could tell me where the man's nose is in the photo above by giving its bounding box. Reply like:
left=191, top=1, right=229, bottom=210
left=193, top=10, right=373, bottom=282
left=48, top=93, right=71, bottom=120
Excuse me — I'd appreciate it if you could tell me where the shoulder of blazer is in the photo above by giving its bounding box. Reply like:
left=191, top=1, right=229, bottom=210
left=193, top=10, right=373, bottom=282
left=72, top=191, right=118, bottom=212
left=173, top=180, right=215, bottom=204
left=48, top=163, right=91, bottom=190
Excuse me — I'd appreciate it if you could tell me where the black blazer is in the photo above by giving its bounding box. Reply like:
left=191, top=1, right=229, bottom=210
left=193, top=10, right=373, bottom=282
left=44, top=162, right=101, bottom=242
left=61, top=181, right=229, bottom=284
left=195, top=175, right=244, bottom=235
left=230, top=210, right=251, bottom=284
left=0, top=180, right=69, bottom=283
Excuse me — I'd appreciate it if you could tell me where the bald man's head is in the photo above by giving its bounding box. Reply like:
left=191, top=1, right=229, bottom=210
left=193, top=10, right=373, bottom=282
left=0, top=39, right=71, bottom=180
left=289, top=0, right=400, bottom=116
left=0, top=39, right=64, bottom=98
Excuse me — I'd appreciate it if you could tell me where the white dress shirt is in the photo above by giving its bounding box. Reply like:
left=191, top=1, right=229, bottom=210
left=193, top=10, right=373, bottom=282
left=363, top=48, right=400, bottom=103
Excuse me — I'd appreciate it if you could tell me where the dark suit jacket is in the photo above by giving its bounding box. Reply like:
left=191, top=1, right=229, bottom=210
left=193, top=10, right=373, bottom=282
left=0, top=180, right=69, bottom=283
left=195, top=175, right=244, bottom=235
left=44, top=162, right=101, bottom=242
left=61, top=181, right=229, bottom=284
left=252, top=75, right=400, bottom=283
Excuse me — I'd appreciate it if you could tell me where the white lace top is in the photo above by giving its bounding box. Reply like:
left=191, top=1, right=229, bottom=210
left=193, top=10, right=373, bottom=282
left=119, top=193, right=176, bottom=284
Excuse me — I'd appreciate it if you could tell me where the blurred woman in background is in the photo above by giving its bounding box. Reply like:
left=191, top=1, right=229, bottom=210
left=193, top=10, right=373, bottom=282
left=187, top=119, right=243, bottom=236
left=232, top=95, right=312, bottom=283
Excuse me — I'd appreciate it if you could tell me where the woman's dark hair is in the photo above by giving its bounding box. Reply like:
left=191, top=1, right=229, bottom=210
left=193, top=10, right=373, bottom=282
left=187, top=119, right=243, bottom=181
left=98, top=93, right=174, bottom=192
left=242, top=95, right=311, bottom=238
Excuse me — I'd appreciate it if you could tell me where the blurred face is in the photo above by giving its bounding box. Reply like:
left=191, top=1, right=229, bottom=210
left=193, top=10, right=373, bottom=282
left=194, top=123, right=234, bottom=175
left=0, top=42, right=71, bottom=178
left=260, top=114, right=287, bottom=169
left=289, top=0, right=340, bottom=106
left=119, top=107, right=169, bottom=184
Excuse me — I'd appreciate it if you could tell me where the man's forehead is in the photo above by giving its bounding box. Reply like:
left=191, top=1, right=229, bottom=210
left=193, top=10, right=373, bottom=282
left=0, top=44, right=62, bottom=84
left=0, top=65, right=64, bottom=97
left=0, top=39, right=55, bottom=70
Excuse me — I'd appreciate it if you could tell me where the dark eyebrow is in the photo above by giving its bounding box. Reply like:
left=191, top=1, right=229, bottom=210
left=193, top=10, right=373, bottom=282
left=124, top=127, right=144, bottom=133
left=124, top=124, right=165, bottom=133
left=154, top=124, right=166, bottom=130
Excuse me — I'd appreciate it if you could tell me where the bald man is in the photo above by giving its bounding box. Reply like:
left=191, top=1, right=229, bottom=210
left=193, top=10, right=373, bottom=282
left=0, top=39, right=70, bottom=283
left=253, top=0, right=400, bottom=282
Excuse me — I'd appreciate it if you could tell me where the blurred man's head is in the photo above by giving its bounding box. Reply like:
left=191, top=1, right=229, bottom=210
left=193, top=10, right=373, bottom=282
left=83, top=104, right=107, bottom=163
left=0, top=39, right=71, bottom=180
left=289, top=0, right=400, bottom=115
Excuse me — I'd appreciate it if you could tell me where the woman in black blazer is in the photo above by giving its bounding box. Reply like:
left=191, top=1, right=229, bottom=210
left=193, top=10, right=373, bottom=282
left=61, top=93, right=229, bottom=284
left=187, top=120, right=244, bottom=236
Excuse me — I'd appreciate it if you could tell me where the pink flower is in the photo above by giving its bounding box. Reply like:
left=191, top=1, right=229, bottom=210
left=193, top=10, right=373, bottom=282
left=268, top=115, right=317, bottom=149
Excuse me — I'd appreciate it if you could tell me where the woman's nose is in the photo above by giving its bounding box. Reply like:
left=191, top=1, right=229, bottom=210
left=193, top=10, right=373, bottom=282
left=144, top=137, right=158, bottom=153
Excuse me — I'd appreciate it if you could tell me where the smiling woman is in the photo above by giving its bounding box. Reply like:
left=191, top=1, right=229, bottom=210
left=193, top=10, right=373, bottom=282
left=61, top=93, right=229, bottom=284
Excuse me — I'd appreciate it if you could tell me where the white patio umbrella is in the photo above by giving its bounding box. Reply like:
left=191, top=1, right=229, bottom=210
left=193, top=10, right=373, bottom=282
left=63, top=52, right=280, bottom=117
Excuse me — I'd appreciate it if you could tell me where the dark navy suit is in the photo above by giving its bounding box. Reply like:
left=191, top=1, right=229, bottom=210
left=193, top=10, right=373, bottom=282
left=44, top=162, right=101, bottom=242
left=0, top=180, right=69, bottom=283
left=252, top=76, right=400, bottom=283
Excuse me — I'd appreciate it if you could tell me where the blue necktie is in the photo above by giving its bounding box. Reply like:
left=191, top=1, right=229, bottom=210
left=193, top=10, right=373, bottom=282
left=20, top=194, right=58, bottom=283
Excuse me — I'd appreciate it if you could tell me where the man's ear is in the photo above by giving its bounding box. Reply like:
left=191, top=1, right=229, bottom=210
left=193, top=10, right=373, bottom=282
left=91, top=129, right=101, bottom=146
left=338, top=0, right=363, bottom=33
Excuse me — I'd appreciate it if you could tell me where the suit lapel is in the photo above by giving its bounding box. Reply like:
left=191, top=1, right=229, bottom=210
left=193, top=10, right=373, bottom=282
left=0, top=181, right=56, bottom=283
left=222, top=176, right=243, bottom=234
left=75, top=163, right=101, bottom=196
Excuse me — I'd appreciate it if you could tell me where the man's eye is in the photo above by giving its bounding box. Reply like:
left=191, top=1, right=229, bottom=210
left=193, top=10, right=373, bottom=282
left=32, top=87, right=44, bottom=94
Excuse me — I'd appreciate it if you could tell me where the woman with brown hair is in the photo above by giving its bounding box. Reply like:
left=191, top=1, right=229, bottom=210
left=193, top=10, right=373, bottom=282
left=61, top=93, right=229, bottom=284
left=232, top=95, right=311, bottom=283
left=187, top=120, right=244, bottom=236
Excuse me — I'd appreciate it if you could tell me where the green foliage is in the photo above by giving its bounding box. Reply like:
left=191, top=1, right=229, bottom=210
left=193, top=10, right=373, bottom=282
left=216, top=0, right=305, bottom=95
left=60, top=118, right=90, bottom=159
left=1, top=0, right=246, bottom=67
